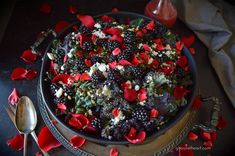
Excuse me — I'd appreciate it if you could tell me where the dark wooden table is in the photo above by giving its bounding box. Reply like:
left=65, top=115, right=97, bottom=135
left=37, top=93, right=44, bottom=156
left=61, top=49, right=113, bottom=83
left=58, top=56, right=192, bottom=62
left=0, top=0, right=235, bottom=155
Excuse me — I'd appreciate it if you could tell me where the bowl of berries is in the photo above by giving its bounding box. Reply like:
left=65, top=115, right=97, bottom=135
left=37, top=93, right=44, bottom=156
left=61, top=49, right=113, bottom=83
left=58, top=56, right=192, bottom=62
left=39, top=12, right=197, bottom=145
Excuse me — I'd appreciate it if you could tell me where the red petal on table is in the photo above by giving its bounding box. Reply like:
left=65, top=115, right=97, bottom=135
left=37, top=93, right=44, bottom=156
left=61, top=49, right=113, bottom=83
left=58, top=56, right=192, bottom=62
left=57, top=103, right=67, bottom=112
left=216, top=116, right=226, bottom=129
left=7, top=134, right=24, bottom=151
left=203, top=140, right=213, bottom=148
left=125, top=131, right=146, bottom=144
left=175, top=41, right=184, bottom=54
left=110, top=148, right=119, bottom=156
left=109, top=61, right=118, bottom=69
left=142, top=44, right=151, bottom=52
left=11, top=67, right=27, bottom=80
left=39, top=3, right=51, bottom=14
left=200, top=130, right=211, bottom=141
left=150, top=109, right=158, bottom=118
left=103, top=27, right=121, bottom=35
left=119, top=60, right=132, bottom=66
left=146, top=20, right=155, bottom=30
left=68, top=5, right=77, bottom=14
left=112, top=8, right=119, bottom=12
left=77, top=15, right=95, bottom=29
left=189, top=47, right=195, bottom=55
left=8, top=88, right=20, bottom=105
left=35, top=151, right=43, bottom=156
left=109, top=35, right=123, bottom=43
left=70, top=135, right=86, bottom=148
left=85, top=59, right=92, bottom=67
left=101, top=15, right=114, bottom=23
left=177, top=56, right=188, bottom=69
left=181, top=35, right=195, bottom=48
left=138, top=88, right=147, bottom=102
left=173, top=85, right=190, bottom=100
left=211, top=131, right=217, bottom=143
left=52, top=74, right=72, bottom=84
left=192, top=96, right=202, bottom=110
left=112, top=108, right=120, bottom=117
left=112, top=48, right=121, bottom=56
left=80, top=72, right=91, bottom=81
left=124, top=88, right=137, bottom=102
left=131, top=54, right=139, bottom=66
left=21, top=49, right=37, bottom=63
left=187, top=132, right=198, bottom=141
left=38, top=126, right=61, bottom=152
left=178, top=144, right=194, bottom=156
left=55, top=20, right=70, bottom=33
left=25, top=69, right=37, bottom=80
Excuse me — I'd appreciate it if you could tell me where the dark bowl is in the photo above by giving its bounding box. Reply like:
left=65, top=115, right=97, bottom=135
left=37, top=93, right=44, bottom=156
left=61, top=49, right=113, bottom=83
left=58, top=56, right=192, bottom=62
left=39, top=12, right=198, bottom=145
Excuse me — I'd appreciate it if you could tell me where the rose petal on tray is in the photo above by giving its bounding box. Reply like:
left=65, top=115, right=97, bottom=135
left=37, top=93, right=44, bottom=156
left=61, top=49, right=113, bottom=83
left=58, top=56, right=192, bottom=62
left=55, top=20, right=70, bottom=33
left=52, top=74, right=72, bottom=84
left=21, top=49, right=37, bottom=63
left=103, top=27, right=121, bottom=35
left=80, top=72, right=91, bottom=81
left=11, top=67, right=28, bottom=80
left=7, top=134, right=24, bottom=151
left=178, top=144, right=194, bottom=156
left=68, top=5, right=77, bottom=14
left=38, top=126, right=61, bottom=152
left=39, top=3, right=52, bottom=14
left=110, top=148, right=119, bottom=156
left=8, top=88, right=20, bottom=105
left=125, top=131, right=146, bottom=144
left=173, top=85, right=189, bottom=100
left=68, top=114, right=90, bottom=129
left=180, top=35, right=195, bottom=48
left=70, top=135, right=86, bottom=148
left=25, top=69, right=37, bottom=80
left=77, top=15, right=95, bottom=29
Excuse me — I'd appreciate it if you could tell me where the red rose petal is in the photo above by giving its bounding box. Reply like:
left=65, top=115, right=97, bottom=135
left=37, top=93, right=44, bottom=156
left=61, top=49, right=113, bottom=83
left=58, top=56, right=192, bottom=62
left=119, top=60, right=132, bottom=66
left=139, top=52, right=150, bottom=61
left=48, top=61, right=58, bottom=75
left=112, top=48, right=121, bottom=56
left=77, top=15, right=95, bottom=29
left=181, top=35, right=195, bottom=48
left=110, top=148, right=119, bottom=156
left=136, top=30, right=144, bottom=37
left=8, top=88, right=20, bottom=105
left=39, top=3, right=51, bottom=14
left=70, top=135, right=86, bottom=148
left=211, top=131, right=217, bottom=143
left=57, top=103, right=67, bottom=112
left=38, top=126, right=61, bottom=152
left=151, top=59, right=159, bottom=67
left=77, top=34, right=90, bottom=47
left=68, top=5, right=77, bottom=14
left=68, top=117, right=83, bottom=129
left=76, top=51, right=83, bottom=57
left=156, top=44, right=165, bottom=51
left=127, top=127, right=137, bottom=139
left=150, top=109, right=158, bottom=118
left=200, top=130, right=211, bottom=141
left=203, top=140, right=213, bottom=148
left=85, top=59, right=92, bottom=67
left=138, top=88, right=147, bottom=102
left=101, top=15, right=113, bottom=23
left=131, top=54, right=139, bottom=66
left=216, top=116, right=226, bottom=129
left=146, top=20, right=155, bottom=30
left=192, top=96, right=202, bottom=110
left=112, top=108, right=120, bottom=117
left=25, top=69, right=37, bottom=80
left=72, top=73, right=81, bottom=82
left=176, top=41, right=184, bottom=54
left=35, top=151, right=43, bottom=156
left=52, top=74, right=72, bottom=85
left=142, top=44, right=151, bottom=52
left=80, top=72, right=91, bottom=81
left=177, top=56, right=188, bottom=69
left=189, top=47, right=195, bottom=55
left=21, top=49, right=37, bottom=63
left=63, top=55, right=68, bottom=63
left=124, top=88, right=137, bottom=102
left=125, top=131, right=146, bottom=144
left=178, top=144, right=194, bottom=156
left=109, top=35, right=123, bottom=44
left=55, top=20, right=70, bottom=33
left=11, top=67, right=27, bottom=80
left=173, top=85, right=189, bottom=100
left=7, top=134, right=24, bottom=151
left=69, top=114, right=90, bottom=129
left=112, top=8, right=119, bottom=12
left=103, top=27, right=121, bottom=35
left=109, top=61, right=118, bottom=69
left=187, top=132, right=198, bottom=141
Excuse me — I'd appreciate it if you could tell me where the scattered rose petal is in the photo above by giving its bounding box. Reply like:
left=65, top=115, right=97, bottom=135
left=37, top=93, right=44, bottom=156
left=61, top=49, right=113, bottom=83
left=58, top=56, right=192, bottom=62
left=109, top=35, right=123, bottom=43
left=68, top=114, right=89, bottom=129
left=187, top=132, right=198, bottom=141
left=76, top=51, right=83, bottom=57
left=131, top=54, right=139, bottom=66
left=178, top=144, right=194, bottom=156
left=52, top=74, right=72, bottom=85
left=211, top=131, right=217, bottom=143
left=68, top=5, right=77, bottom=14
left=8, top=88, right=20, bottom=105
left=203, top=140, right=213, bottom=148
left=35, top=151, right=43, bottom=156
left=146, top=20, right=155, bottom=30
left=63, top=55, right=68, bottom=63
left=109, top=61, right=118, bottom=69
left=173, top=85, right=189, bottom=100
left=70, top=135, right=86, bottom=148
left=136, top=30, right=143, bottom=37
left=124, top=88, right=137, bottom=102
left=101, top=15, right=113, bottom=23
left=103, top=27, right=121, bottom=35
left=142, top=44, right=151, bottom=52
left=176, top=41, right=184, bottom=54
left=125, top=131, right=146, bottom=144
left=216, top=116, right=226, bottom=129
left=110, top=148, right=119, bottom=156
left=119, top=60, right=132, bottom=66
left=11, top=67, right=28, bottom=80
left=150, top=109, right=158, bottom=118
left=84, top=59, right=92, bottom=67
left=127, top=127, right=137, bottom=139
left=77, top=15, right=95, bottom=29
left=55, top=21, right=70, bottom=33
left=21, top=49, right=37, bottom=63
left=200, top=130, right=211, bottom=141
left=57, top=103, right=67, bottom=112
left=112, top=48, right=121, bottom=56
left=25, top=69, right=37, bottom=80
left=72, top=73, right=81, bottom=82
left=80, top=72, right=91, bottom=81
left=112, top=8, right=119, bottom=12
left=38, top=126, right=61, bottom=151
left=7, top=134, right=24, bottom=151
left=39, top=3, right=51, bottom=14
left=189, top=47, right=195, bottom=55
left=177, top=56, right=188, bottom=69
left=138, top=88, right=147, bottom=102
left=112, top=108, right=120, bottom=117
left=181, top=35, right=195, bottom=48
left=192, top=96, right=202, bottom=109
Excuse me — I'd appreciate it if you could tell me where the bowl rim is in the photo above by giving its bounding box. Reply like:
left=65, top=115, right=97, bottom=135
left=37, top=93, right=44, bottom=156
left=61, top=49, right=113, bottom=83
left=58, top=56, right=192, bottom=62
left=39, top=11, right=198, bottom=145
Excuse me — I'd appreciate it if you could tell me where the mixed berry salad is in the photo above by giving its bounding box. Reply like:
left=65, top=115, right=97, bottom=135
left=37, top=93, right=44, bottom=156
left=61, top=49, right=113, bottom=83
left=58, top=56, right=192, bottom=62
left=46, top=15, right=192, bottom=143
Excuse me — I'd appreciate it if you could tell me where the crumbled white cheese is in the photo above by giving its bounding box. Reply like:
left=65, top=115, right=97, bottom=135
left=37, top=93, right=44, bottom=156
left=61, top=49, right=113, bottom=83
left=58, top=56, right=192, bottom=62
left=139, top=100, right=146, bottom=106
left=88, top=109, right=93, bottom=116
left=115, top=65, right=125, bottom=74
left=113, top=111, right=125, bottom=125
left=148, top=57, right=154, bottom=64
left=97, top=63, right=108, bottom=72
left=165, top=44, right=171, bottom=50
left=94, top=23, right=101, bottom=29
left=116, top=25, right=124, bottom=30
left=93, top=30, right=106, bottom=39
left=60, top=65, right=65, bottom=71
left=152, top=51, right=158, bottom=56
left=135, top=85, right=140, bottom=91
left=67, top=48, right=74, bottom=58
left=138, top=43, right=143, bottom=49
left=55, top=87, right=63, bottom=98
left=47, top=53, right=55, bottom=60
left=88, top=65, right=98, bottom=76
left=165, top=50, right=175, bottom=57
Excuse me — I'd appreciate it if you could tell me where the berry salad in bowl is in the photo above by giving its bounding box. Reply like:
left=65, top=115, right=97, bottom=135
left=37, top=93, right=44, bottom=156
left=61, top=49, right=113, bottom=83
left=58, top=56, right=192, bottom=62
left=40, top=12, right=197, bottom=145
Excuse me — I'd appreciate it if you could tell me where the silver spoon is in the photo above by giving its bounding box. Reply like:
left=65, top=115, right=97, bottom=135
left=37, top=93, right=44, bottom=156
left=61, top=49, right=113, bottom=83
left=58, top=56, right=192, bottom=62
left=15, top=96, right=37, bottom=156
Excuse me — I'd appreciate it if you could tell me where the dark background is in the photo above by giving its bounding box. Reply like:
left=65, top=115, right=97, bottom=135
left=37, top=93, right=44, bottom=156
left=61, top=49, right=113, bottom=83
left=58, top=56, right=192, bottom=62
left=0, top=0, right=235, bottom=155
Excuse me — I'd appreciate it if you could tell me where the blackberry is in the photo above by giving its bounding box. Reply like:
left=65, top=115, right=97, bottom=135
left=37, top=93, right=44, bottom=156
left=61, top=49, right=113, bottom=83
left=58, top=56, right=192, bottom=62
left=74, top=57, right=88, bottom=73
left=124, top=30, right=136, bottom=43
left=129, top=66, right=145, bottom=79
left=107, top=40, right=120, bottom=52
left=96, top=39, right=108, bottom=48
left=107, top=69, right=122, bottom=83
left=55, top=49, right=65, bottom=66
left=53, top=96, right=68, bottom=105
left=91, top=117, right=103, bottom=130
left=79, top=24, right=92, bottom=35
left=174, top=67, right=186, bottom=79
left=82, top=41, right=94, bottom=52
left=125, top=44, right=136, bottom=53
left=143, top=119, right=159, bottom=133
left=91, top=71, right=105, bottom=85
left=91, top=56, right=103, bottom=64
left=63, top=86, right=74, bottom=98
left=91, top=105, right=103, bottom=117
left=117, top=50, right=134, bottom=62
left=152, top=25, right=167, bottom=38
left=132, top=107, right=149, bottom=122
left=113, top=121, right=131, bottom=140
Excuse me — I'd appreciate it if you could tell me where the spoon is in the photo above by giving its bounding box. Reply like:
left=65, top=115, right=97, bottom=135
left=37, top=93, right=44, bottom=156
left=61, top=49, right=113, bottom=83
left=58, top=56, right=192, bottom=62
left=15, top=96, right=37, bottom=156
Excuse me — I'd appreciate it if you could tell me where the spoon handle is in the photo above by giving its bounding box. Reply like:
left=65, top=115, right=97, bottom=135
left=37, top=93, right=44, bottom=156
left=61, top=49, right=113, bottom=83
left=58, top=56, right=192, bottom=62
left=23, top=134, right=28, bottom=156
left=31, top=131, right=49, bottom=156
